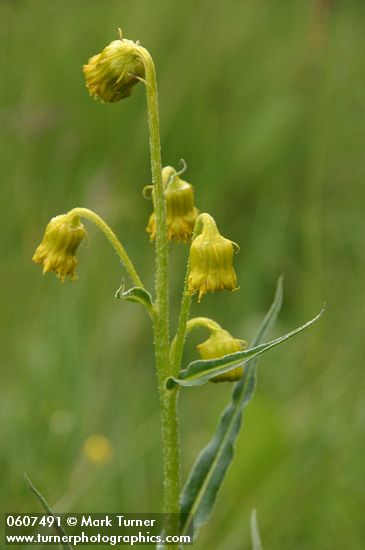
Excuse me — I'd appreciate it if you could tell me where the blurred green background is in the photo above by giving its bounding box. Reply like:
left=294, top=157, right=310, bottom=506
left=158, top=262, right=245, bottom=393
left=1, top=1, right=364, bottom=548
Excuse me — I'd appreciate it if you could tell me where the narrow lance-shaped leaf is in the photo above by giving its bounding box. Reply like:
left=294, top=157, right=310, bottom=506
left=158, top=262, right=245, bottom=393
left=179, top=278, right=301, bottom=538
left=24, top=473, right=73, bottom=550
left=167, top=300, right=324, bottom=389
left=179, top=278, right=283, bottom=537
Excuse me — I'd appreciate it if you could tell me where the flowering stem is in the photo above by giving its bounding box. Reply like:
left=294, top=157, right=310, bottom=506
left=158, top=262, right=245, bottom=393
left=170, top=259, right=192, bottom=376
left=138, top=46, right=181, bottom=531
left=170, top=219, right=203, bottom=374
left=185, top=317, right=222, bottom=335
left=68, top=207, right=143, bottom=288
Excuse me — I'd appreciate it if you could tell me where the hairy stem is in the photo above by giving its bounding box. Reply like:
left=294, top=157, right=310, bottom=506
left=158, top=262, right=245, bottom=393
left=170, top=259, right=192, bottom=376
left=170, top=219, right=203, bottom=374
left=68, top=207, right=143, bottom=287
left=185, top=317, right=222, bottom=335
left=138, top=46, right=180, bottom=534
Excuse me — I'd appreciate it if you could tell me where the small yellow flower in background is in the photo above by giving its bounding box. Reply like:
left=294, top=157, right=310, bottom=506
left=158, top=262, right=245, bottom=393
left=83, top=36, right=145, bottom=103
left=198, top=329, right=248, bottom=383
left=146, top=166, right=199, bottom=242
left=188, top=213, right=239, bottom=302
left=83, top=434, right=114, bottom=465
left=32, top=214, right=87, bottom=282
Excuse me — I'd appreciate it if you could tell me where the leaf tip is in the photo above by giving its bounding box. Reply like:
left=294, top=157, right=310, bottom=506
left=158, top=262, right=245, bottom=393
left=23, top=471, right=31, bottom=485
left=250, top=508, right=263, bottom=550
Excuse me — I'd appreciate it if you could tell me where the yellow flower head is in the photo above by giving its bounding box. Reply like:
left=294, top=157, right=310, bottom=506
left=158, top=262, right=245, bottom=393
left=32, top=214, right=87, bottom=282
left=146, top=166, right=199, bottom=243
left=83, top=434, right=113, bottom=465
left=188, top=213, right=239, bottom=301
left=83, top=37, right=145, bottom=103
left=197, top=329, right=247, bottom=383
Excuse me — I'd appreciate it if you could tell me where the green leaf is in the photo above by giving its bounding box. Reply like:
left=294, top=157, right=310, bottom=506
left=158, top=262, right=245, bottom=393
left=24, top=473, right=73, bottom=550
left=115, top=282, right=153, bottom=313
left=251, top=509, right=263, bottom=550
left=167, top=299, right=324, bottom=389
left=179, top=278, right=287, bottom=538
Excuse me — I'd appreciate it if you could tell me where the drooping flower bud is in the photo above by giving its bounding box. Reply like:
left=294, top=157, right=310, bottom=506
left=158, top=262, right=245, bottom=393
left=197, top=329, right=247, bottom=383
left=146, top=166, right=199, bottom=243
left=188, top=213, right=239, bottom=301
left=83, top=37, right=145, bottom=103
left=32, top=214, right=87, bottom=282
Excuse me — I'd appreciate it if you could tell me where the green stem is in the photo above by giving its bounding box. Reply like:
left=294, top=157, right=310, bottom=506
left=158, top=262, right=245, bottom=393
left=170, top=219, right=203, bottom=374
left=138, top=46, right=180, bottom=531
left=170, top=259, right=192, bottom=376
left=68, top=207, right=143, bottom=288
left=185, top=317, right=222, bottom=335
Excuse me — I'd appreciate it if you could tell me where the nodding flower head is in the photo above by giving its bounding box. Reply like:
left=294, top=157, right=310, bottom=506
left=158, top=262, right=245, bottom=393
left=197, top=329, right=247, bottom=383
left=146, top=165, right=199, bottom=243
left=188, top=213, right=239, bottom=302
left=83, top=36, right=145, bottom=103
left=32, top=213, right=87, bottom=282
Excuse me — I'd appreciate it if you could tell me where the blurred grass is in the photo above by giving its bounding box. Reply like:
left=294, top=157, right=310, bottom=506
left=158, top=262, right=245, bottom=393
left=1, top=0, right=365, bottom=548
